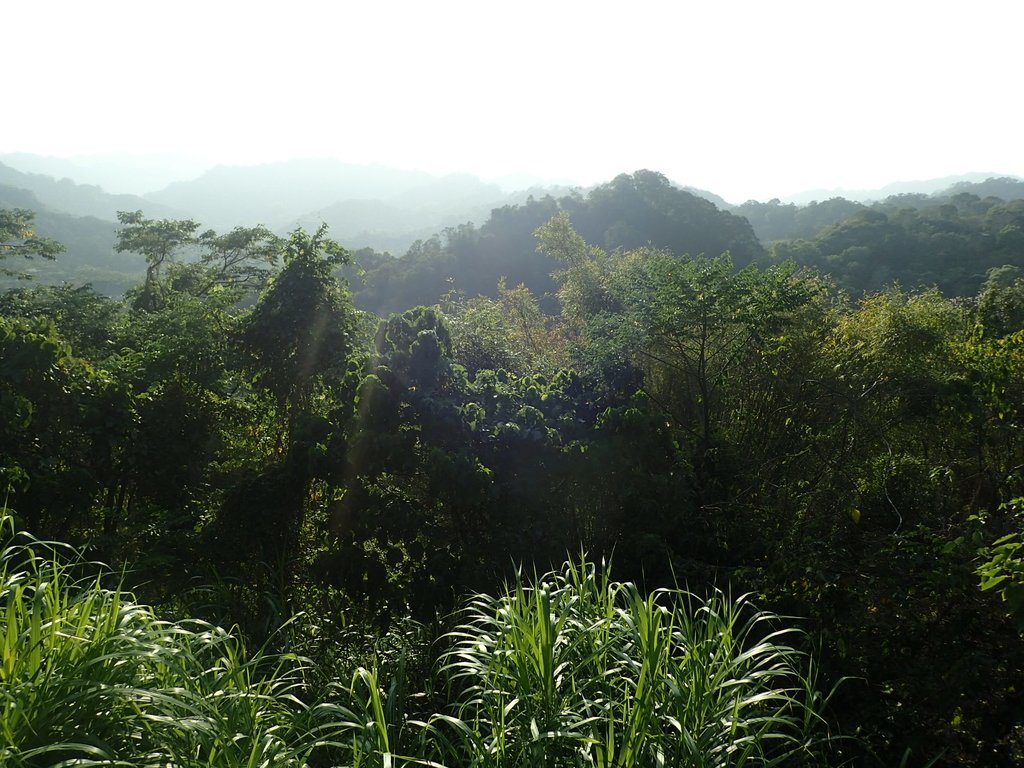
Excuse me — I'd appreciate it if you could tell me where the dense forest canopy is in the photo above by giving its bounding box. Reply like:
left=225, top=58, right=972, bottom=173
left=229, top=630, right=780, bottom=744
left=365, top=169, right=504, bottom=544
left=2, top=163, right=1024, bottom=766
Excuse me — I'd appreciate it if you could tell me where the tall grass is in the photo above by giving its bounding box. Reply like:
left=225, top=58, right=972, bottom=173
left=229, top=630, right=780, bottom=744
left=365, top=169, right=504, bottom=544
left=0, top=513, right=355, bottom=767
left=1, top=511, right=840, bottom=766
left=432, top=558, right=836, bottom=767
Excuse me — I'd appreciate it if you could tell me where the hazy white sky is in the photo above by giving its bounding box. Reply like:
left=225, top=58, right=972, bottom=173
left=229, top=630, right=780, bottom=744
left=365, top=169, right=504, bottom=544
left=5, top=0, right=1022, bottom=201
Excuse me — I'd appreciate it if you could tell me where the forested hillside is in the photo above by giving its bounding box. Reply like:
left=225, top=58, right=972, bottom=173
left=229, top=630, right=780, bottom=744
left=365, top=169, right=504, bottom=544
left=3, top=190, right=1024, bottom=766
left=350, top=170, right=764, bottom=314
left=349, top=172, right=1024, bottom=314
left=735, top=177, right=1024, bottom=296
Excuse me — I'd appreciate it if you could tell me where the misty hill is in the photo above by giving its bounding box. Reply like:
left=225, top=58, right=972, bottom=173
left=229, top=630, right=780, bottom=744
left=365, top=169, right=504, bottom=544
left=733, top=198, right=869, bottom=243
left=675, top=184, right=730, bottom=209
left=143, top=159, right=441, bottom=230
left=0, top=162, right=183, bottom=221
left=144, top=160, right=574, bottom=253
left=780, top=172, right=1004, bottom=205
left=0, top=152, right=212, bottom=195
left=291, top=176, right=575, bottom=254
left=0, top=156, right=571, bottom=261
left=290, top=174, right=519, bottom=253
left=940, top=176, right=1024, bottom=201
left=351, top=170, right=764, bottom=315
left=293, top=197, right=477, bottom=256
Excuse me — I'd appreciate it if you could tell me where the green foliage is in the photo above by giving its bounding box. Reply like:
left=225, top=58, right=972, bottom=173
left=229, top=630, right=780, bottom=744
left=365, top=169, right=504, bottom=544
left=0, top=314, right=131, bottom=535
left=979, top=531, right=1024, bottom=628
left=6, top=176, right=1024, bottom=767
left=977, top=265, right=1024, bottom=337
left=540, top=216, right=832, bottom=547
left=0, top=514, right=353, bottom=767
left=0, top=208, right=64, bottom=278
left=768, top=196, right=1024, bottom=297
left=0, top=510, right=847, bottom=767
left=733, top=197, right=866, bottom=243
left=0, top=284, right=123, bottom=358
left=240, top=225, right=357, bottom=416
left=433, top=558, right=835, bottom=767
left=444, top=279, right=566, bottom=376
left=978, top=498, right=1024, bottom=631
left=115, top=209, right=201, bottom=310
left=195, top=223, right=283, bottom=292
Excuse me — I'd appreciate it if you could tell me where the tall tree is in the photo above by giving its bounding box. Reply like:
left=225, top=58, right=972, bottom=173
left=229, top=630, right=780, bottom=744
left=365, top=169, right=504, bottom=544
left=239, top=224, right=358, bottom=438
left=114, top=210, right=200, bottom=310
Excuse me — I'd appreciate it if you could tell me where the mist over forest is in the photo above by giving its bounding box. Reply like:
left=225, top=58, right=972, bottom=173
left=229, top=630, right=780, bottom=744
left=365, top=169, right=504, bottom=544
left=3, top=151, right=1024, bottom=767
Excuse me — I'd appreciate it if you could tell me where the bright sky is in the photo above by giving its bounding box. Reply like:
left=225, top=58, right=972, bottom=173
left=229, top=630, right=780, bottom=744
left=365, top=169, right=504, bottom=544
left=5, top=0, right=1022, bottom=202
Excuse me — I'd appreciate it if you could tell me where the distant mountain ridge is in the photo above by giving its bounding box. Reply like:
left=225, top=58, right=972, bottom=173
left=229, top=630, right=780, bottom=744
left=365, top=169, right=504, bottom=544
left=141, top=160, right=576, bottom=253
left=780, top=172, right=1022, bottom=205
left=0, top=155, right=570, bottom=254
left=3, top=153, right=1020, bottom=217
left=941, top=176, right=1024, bottom=201
left=0, top=162, right=184, bottom=221
left=143, top=159, right=441, bottom=230
left=0, top=152, right=212, bottom=195
left=289, top=178, right=575, bottom=254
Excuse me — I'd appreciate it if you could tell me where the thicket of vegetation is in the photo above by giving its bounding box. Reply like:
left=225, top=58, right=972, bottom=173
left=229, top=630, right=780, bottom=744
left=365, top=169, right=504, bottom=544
left=0, top=520, right=834, bottom=767
left=2, top=179, right=1024, bottom=765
